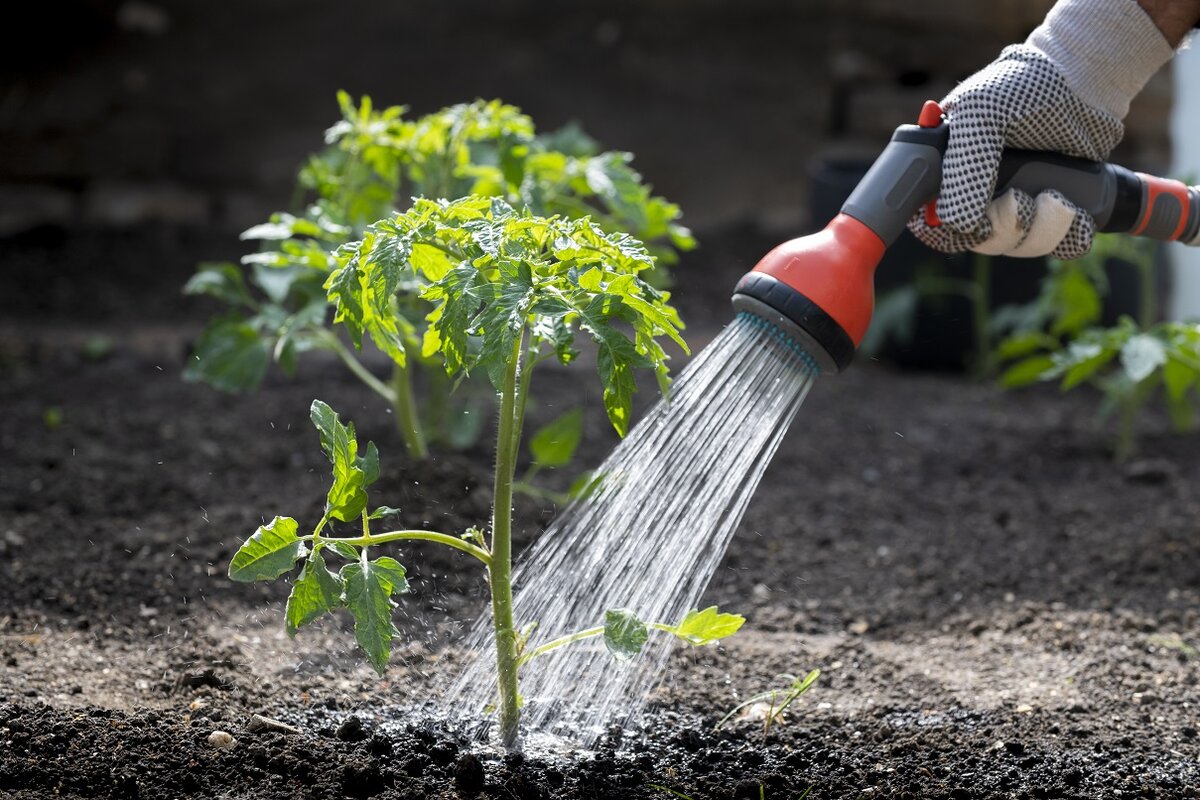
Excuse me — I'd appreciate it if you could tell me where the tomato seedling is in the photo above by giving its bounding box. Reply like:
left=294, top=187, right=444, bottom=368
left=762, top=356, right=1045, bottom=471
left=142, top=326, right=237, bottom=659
left=229, top=198, right=741, bottom=748
left=997, top=235, right=1200, bottom=460
left=186, top=94, right=693, bottom=464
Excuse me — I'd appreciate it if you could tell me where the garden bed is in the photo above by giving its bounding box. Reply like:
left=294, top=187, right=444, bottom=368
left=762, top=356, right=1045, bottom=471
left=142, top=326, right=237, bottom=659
left=2, top=319, right=1199, bottom=799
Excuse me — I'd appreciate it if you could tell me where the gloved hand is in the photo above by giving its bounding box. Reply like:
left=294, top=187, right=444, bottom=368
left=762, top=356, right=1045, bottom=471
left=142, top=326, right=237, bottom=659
left=908, top=0, right=1175, bottom=259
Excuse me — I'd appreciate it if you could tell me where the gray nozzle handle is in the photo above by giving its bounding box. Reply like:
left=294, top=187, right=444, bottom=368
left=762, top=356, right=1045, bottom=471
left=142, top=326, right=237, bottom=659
left=839, top=122, right=1200, bottom=247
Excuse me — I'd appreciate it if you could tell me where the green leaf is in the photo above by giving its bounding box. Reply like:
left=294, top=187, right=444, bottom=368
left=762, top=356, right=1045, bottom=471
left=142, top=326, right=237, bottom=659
left=1000, top=355, right=1056, bottom=388
left=185, top=318, right=271, bottom=393
left=1060, top=344, right=1116, bottom=391
left=328, top=541, right=361, bottom=560
left=529, top=408, right=584, bottom=468
left=667, top=606, right=745, bottom=646
left=995, top=330, right=1057, bottom=361
left=566, top=469, right=605, bottom=501
left=1049, top=266, right=1102, bottom=336
left=575, top=296, right=647, bottom=436
left=603, top=609, right=649, bottom=661
left=309, top=400, right=379, bottom=522
left=333, top=195, right=684, bottom=438
left=285, top=548, right=344, bottom=635
left=369, top=556, right=410, bottom=595
left=184, top=262, right=254, bottom=308
left=368, top=505, right=403, bottom=521
left=1163, top=355, right=1197, bottom=401
left=341, top=557, right=407, bottom=674
left=229, top=516, right=306, bottom=582
left=1121, top=334, right=1167, bottom=383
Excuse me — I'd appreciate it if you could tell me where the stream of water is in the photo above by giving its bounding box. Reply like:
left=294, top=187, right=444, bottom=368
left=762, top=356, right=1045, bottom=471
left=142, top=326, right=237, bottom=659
left=445, top=312, right=820, bottom=745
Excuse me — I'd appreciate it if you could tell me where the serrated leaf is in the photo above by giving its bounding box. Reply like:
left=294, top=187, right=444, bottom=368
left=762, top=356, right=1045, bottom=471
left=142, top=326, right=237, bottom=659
left=369, top=556, right=410, bottom=595
left=328, top=541, right=361, bottom=560
left=668, top=606, right=745, bottom=646
left=229, top=516, right=306, bottom=582
left=185, top=318, right=271, bottom=393
left=341, top=558, right=406, bottom=674
left=285, top=548, right=344, bottom=635
left=603, top=609, right=649, bottom=661
left=309, top=400, right=378, bottom=522
left=1121, top=334, right=1166, bottom=383
left=529, top=408, right=583, bottom=468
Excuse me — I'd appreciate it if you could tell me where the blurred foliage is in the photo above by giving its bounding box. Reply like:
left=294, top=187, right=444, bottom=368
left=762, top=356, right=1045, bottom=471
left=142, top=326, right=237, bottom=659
left=995, top=234, right=1200, bottom=460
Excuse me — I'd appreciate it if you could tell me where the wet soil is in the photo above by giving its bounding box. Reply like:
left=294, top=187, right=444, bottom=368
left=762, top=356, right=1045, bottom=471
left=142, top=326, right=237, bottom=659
left=2, top=318, right=1199, bottom=799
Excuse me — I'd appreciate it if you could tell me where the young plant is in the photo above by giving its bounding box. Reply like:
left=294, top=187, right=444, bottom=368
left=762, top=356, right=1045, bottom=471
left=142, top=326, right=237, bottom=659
left=229, top=198, right=740, bottom=749
left=186, top=94, right=694, bottom=462
left=996, top=235, right=1200, bottom=460
left=861, top=253, right=996, bottom=377
left=715, top=668, right=820, bottom=739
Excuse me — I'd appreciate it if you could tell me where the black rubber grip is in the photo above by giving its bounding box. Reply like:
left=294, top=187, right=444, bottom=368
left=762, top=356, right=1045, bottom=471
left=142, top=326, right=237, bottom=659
left=843, top=121, right=1200, bottom=247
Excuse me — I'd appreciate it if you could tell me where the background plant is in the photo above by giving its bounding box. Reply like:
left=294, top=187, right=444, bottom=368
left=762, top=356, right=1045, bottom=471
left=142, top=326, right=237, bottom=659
left=185, top=94, right=695, bottom=462
left=715, top=668, right=820, bottom=739
left=228, top=197, right=740, bottom=749
left=995, top=235, right=1200, bottom=460
left=861, top=253, right=996, bottom=377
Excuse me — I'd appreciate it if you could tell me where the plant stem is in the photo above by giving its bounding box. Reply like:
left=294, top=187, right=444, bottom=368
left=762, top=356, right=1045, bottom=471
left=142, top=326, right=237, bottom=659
left=1115, top=393, right=1138, bottom=462
left=1138, top=254, right=1157, bottom=329
left=509, top=339, right=539, bottom=459
left=318, top=331, right=396, bottom=406
left=515, top=626, right=604, bottom=668
left=490, top=330, right=527, bottom=749
left=303, top=530, right=491, bottom=566
left=391, top=356, right=429, bottom=460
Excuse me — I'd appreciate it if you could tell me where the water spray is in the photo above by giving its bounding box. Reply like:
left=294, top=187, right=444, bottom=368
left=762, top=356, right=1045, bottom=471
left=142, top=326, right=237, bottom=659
left=448, top=102, right=1200, bottom=745
left=733, top=100, right=1200, bottom=373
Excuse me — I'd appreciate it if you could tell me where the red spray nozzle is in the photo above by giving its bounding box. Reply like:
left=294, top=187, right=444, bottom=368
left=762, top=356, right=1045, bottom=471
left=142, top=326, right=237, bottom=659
left=732, top=102, right=946, bottom=373
left=731, top=215, right=885, bottom=373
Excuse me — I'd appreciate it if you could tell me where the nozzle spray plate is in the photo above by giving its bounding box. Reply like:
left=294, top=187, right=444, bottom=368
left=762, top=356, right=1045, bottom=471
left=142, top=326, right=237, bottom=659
left=730, top=293, right=842, bottom=374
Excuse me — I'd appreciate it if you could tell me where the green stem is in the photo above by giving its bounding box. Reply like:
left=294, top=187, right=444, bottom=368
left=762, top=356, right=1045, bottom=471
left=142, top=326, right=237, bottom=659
left=1115, top=393, right=1139, bottom=462
left=1138, top=257, right=1157, bottom=329
left=490, top=330, right=527, bottom=749
left=318, top=331, right=396, bottom=406
left=514, top=619, right=681, bottom=669
left=509, top=339, right=539, bottom=459
left=392, top=356, right=429, bottom=461
left=511, top=479, right=571, bottom=507
left=305, top=529, right=491, bottom=566
left=515, top=626, right=604, bottom=668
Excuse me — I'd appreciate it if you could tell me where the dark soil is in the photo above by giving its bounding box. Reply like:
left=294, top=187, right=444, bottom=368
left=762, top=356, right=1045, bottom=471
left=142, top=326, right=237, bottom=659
left=2, top=306, right=1199, bottom=799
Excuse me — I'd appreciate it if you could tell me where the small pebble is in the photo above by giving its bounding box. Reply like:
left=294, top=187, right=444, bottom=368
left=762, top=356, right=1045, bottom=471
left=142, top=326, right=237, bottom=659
left=207, top=730, right=236, bottom=750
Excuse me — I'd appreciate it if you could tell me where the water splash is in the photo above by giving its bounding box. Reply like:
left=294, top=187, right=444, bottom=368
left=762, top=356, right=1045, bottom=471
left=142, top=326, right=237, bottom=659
left=445, top=313, right=820, bottom=744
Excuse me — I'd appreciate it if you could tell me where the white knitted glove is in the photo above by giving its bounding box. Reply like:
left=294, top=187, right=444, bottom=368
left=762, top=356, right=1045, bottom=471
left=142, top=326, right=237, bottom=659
left=909, top=0, right=1175, bottom=259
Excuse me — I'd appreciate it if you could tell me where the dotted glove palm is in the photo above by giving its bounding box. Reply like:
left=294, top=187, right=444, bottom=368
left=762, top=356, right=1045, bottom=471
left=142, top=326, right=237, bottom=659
left=908, top=0, right=1175, bottom=259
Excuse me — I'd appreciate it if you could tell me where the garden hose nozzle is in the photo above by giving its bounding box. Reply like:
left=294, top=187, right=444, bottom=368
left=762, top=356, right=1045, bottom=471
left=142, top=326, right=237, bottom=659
left=731, top=100, right=1200, bottom=373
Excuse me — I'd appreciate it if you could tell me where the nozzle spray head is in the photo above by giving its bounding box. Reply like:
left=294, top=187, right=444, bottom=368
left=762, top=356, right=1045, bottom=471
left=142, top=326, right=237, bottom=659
left=732, top=100, right=948, bottom=373
left=731, top=213, right=887, bottom=373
